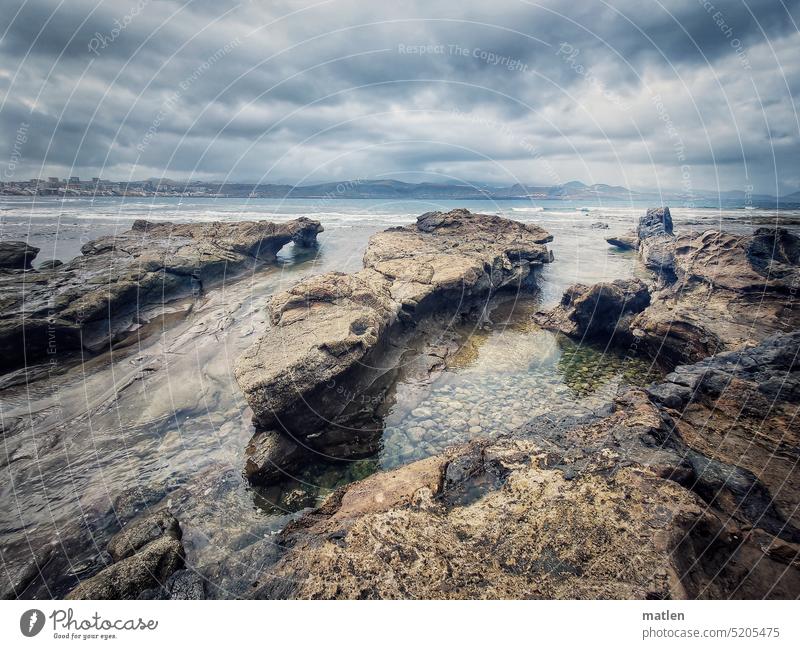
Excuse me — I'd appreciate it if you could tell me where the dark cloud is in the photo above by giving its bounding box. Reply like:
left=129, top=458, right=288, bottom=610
left=0, top=0, right=798, bottom=193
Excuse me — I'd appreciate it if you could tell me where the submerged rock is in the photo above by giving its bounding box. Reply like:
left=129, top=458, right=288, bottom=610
left=66, top=511, right=186, bottom=600
left=0, top=218, right=322, bottom=372
left=251, top=331, right=800, bottom=599
left=235, top=209, right=552, bottom=485
left=106, top=510, right=181, bottom=562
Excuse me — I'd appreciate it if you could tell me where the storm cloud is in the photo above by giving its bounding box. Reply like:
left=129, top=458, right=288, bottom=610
left=1, top=0, right=798, bottom=194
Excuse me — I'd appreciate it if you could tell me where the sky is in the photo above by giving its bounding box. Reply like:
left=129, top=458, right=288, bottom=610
left=0, top=0, right=798, bottom=195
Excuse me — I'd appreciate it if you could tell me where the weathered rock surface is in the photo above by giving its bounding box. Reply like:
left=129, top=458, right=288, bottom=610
left=606, top=207, right=673, bottom=259
left=646, top=330, right=800, bottom=535
left=235, top=209, right=552, bottom=484
left=0, top=241, right=39, bottom=269
left=637, top=206, right=674, bottom=239
left=533, top=278, right=650, bottom=342
left=66, top=511, right=185, bottom=600
left=546, top=208, right=800, bottom=367
left=252, top=331, right=800, bottom=599
left=106, top=509, right=181, bottom=562
left=630, top=227, right=800, bottom=366
left=0, top=218, right=322, bottom=372
left=635, top=207, right=676, bottom=276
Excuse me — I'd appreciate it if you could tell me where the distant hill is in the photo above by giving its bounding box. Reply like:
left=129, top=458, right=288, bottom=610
left=130, top=178, right=800, bottom=205
left=780, top=190, right=800, bottom=205
left=212, top=178, right=642, bottom=201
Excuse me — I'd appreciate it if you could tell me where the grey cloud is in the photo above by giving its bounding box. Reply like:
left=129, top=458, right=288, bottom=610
left=0, top=0, right=798, bottom=193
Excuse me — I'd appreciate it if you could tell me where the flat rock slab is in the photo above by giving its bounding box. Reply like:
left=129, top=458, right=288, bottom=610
left=235, top=209, right=552, bottom=483
left=0, top=217, right=322, bottom=372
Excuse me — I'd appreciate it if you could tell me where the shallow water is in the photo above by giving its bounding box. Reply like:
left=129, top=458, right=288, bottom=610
left=1, top=197, right=798, bottom=598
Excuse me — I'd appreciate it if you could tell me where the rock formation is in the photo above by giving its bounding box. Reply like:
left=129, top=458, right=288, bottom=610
left=630, top=227, right=800, bottom=366
left=235, top=209, right=553, bottom=485
left=533, top=278, right=650, bottom=343
left=548, top=208, right=800, bottom=368
left=0, top=241, right=39, bottom=269
left=0, top=218, right=322, bottom=372
left=251, top=330, right=800, bottom=599
left=66, top=511, right=185, bottom=600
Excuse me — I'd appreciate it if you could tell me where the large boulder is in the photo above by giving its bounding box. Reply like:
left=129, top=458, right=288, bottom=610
left=235, top=209, right=552, bottom=484
left=0, top=241, right=39, bottom=269
left=533, top=278, right=650, bottom=342
left=0, top=218, right=322, bottom=373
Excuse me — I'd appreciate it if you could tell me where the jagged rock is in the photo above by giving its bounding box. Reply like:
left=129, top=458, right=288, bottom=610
left=106, top=510, right=181, bottom=561
left=637, top=206, right=673, bottom=239
left=65, top=535, right=184, bottom=600
left=235, top=209, right=552, bottom=484
left=630, top=228, right=800, bottom=366
left=636, top=208, right=676, bottom=277
left=604, top=207, right=675, bottom=273
left=0, top=218, right=322, bottom=372
left=533, top=278, right=650, bottom=342
left=646, top=329, right=800, bottom=535
left=0, top=241, right=39, bottom=269
left=251, top=332, right=800, bottom=599
left=571, top=210, right=800, bottom=367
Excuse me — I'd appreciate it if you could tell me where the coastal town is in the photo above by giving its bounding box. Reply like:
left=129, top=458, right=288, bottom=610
left=0, top=177, right=223, bottom=197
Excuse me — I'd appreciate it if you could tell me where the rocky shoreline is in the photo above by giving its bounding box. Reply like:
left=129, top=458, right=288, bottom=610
left=538, top=207, right=800, bottom=367
left=3, top=205, right=798, bottom=600
left=0, top=218, right=322, bottom=373
left=250, top=329, right=799, bottom=598
left=244, top=207, right=800, bottom=599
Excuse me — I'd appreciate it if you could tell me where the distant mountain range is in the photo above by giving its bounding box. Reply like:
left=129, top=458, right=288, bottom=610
left=143, top=177, right=800, bottom=205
